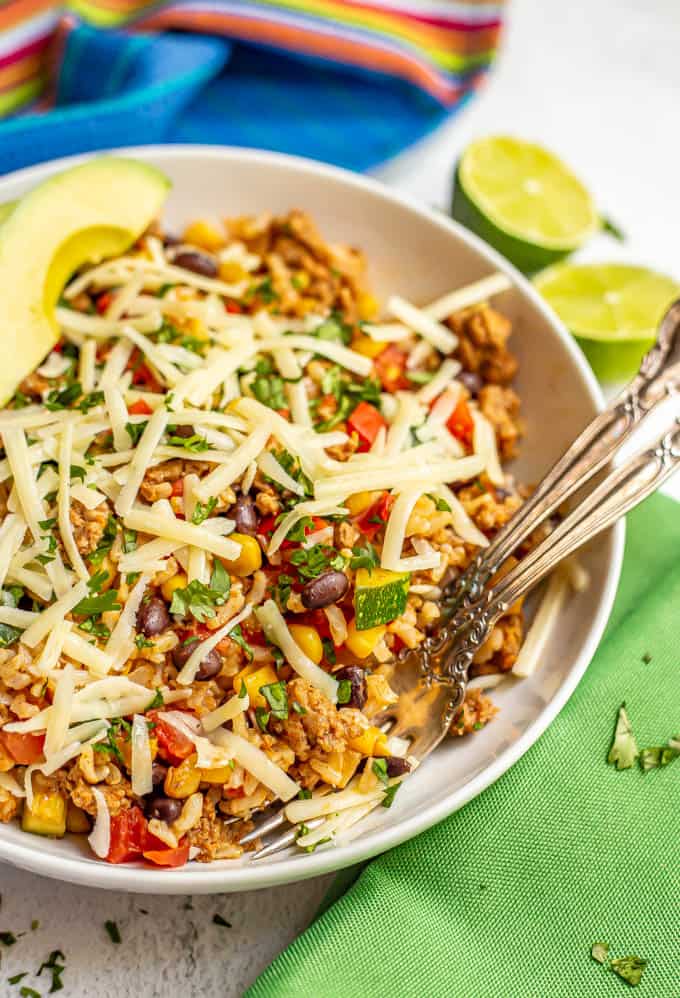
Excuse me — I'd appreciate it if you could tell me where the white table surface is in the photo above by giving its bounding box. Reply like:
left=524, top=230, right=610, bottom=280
left=2, top=1, right=679, bottom=994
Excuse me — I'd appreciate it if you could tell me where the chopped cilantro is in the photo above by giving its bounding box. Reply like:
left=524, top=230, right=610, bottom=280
left=405, top=370, right=435, bottom=385
left=292, top=700, right=307, bottom=715
left=289, top=544, right=346, bottom=580
left=134, top=634, right=154, bottom=649
left=238, top=680, right=248, bottom=699
left=88, top=516, right=118, bottom=567
left=611, top=956, right=646, bottom=987
left=427, top=493, right=451, bottom=513
left=44, top=382, right=82, bottom=411
left=591, top=942, right=609, bottom=964
left=77, top=390, right=104, bottom=414
left=350, top=542, right=379, bottom=573
left=313, top=312, right=352, bottom=346
left=79, top=618, right=111, bottom=639
left=255, top=706, right=271, bottom=732
left=122, top=528, right=137, bottom=554
left=260, top=681, right=288, bottom=720
left=37, top=948, right=65, bottom=992
left=272, top=573, right=294, bottom=610
left=212, top=914, right=232, bottom=928
left=285, top=515, right=315, bottom=544
left=381, top=783, right=400, bottom=808
left=210, top=559, right=231, bottom=598
left=372, top=758, right=389, bottom=786
left=191, top=497, right=217, bottom=525
left=167, top=432, right=209, bottom=453
left=0, top=622, right=23, bottom=648
left=230, top=624, right=253, bottom=662
left=8, top=973, right=28, bottom=985
left=297, top=788, right=312, bottom=799
left=125, top=421, right=148, bottom=446
left=169, top=568, right=229, bottom=622
left=251, top=366, right=288, bottom=411
left=146, top=689, right=164, bottom=711
left=245, top=276, right=277, bottom=305
left=104, top=921, right=121, bottom=944
left=321, top=638, right=336, bottom=665
left=336, top=680, right=352, bottom=705
left=69, top=465, right=86, bottom=482
left=607, top=703, right=639, bottom=770
left=72, top=585, right=120, bottom=619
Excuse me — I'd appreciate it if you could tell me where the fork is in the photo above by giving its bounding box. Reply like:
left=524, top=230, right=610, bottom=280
left=244, top=412, right=680, bottom=859
left=446, top=297, right=680, bottom=614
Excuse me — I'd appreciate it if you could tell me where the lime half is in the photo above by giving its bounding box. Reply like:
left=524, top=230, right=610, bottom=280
left=452, top=136, right=599, bottom=273
left=534, top=263, right=680, bottom=381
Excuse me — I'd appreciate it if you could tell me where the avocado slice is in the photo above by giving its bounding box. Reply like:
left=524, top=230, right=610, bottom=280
left=0, top=201, right=15, bottom=227
left=0, top=157, right=170, bottom=405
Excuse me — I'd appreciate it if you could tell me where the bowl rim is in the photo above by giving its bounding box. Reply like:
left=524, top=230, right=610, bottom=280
left=0, top=144, right=624, bottom=894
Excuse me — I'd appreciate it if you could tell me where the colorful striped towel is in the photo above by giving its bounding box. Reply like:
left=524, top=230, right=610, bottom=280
left=0, top=1, right=506, bottom=173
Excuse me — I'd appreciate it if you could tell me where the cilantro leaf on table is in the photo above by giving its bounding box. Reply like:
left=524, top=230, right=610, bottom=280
left=607, top=703, right=638, bottom=770
left=638, top=745, right=679, bottom=770
left=591, top=942, right=609, bottom=965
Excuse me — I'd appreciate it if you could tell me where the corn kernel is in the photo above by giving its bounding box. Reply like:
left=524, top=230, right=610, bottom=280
left=164, top=753, right=201, bottom=798
left=22, top=790, right=66, bottom=837
left=161, top=573, right=188, bottom=603
left=183, top=219, right=225, bottom=252
left=351, top=333, right=386, bottom=359
left=219, top=260, right=247, bottom=284
left=346, top=490, right=381, bottom=517
left=199, top=764, right=233, bottom=785
left=292, top=270, right=310, bottom=291
left=289, top=624, right=323, bottom=664
left=233, top=663, right=279, bottom=709
left=345, top=619, right=386, bottom=659
left=348, top=726, right=390, bottom=757
left=357, top=292, right=379, bottom=321
left=66, top=801, right=91, bottom=834
left=220, top=533, right=262, bottom=577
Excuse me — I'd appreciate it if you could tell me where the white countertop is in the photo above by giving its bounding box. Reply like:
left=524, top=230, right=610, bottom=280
left=2, top=1, right=679, bottom=993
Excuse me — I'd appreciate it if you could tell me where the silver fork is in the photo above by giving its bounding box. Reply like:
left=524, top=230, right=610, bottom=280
left=446, top=298, right=680, bottom=615
left=244, top=416, right=680, bottom=859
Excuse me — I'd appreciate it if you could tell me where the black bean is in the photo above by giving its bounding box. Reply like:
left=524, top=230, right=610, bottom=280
left=494, top=487, right=510, bottom=501
left=136, top=597, right=171, bottom=637
left=146, top=796, right=183, bottom=823
left=301, top=570, right=349, bottom=610
left=171, top=424, right=195, bottom=439
left=172, top=638, right=222, bottom=681
left=334, top=665, right=367, bottom=710
left=458, top=371, right=483, bottom=398
left=385, top=756, right=411, bottom=778
left=233, top=495, right=259, bottom=536
left=151, top=761, right=168, bottom=788
left=173, top=250, right=218, bottom=278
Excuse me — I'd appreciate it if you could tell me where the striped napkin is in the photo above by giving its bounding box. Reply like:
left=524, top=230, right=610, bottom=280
left=0, top=0, right=506, bottom=173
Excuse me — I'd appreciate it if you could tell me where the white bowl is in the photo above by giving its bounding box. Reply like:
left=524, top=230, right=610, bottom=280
left=0, top=146, right=624, bottom=893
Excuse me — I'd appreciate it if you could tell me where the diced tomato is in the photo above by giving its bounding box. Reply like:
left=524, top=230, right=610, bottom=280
left=276, top=408, right=291, bottom=420
left=53, top=341, right=64, bottom=355
left=446, top=398, right=474, bottom=449
left=374, top=344, right=409, bottom=392
left=223, top=787, right=245, bottom=799
left=355, top=491, right=393, bottom=541
left=106, top=806, right=147, bottom=864
left=127, top=399, right=153, bottom=416
left=96, top=292, right=113, bottom=315
left=150, top=711, right=195, bottom=764
left=298, top=609, right=332, bottom=641
left=0, top=731, right=45, bottom=765
left=347, top=401, right=386, bottom=452
left=226, top=301, right=242, bottom=314
left=171, top=479, right=184, bottom=497
left=143, top=840, right=190, bottom=868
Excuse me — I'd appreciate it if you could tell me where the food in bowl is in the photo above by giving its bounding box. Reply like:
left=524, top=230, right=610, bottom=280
left=0, top=160, right=574, bottom=866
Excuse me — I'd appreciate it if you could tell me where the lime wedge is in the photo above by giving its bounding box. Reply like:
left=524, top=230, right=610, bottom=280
left=534, top=263, right=680, bottom=381
left=452, top=136, right=599, bottom=273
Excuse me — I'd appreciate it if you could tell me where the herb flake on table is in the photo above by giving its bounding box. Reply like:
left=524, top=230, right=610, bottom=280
left=212, top=914, right=232, bottom=928
left=591, top=942, right=610, bottom=964
left=37, top=949, right=65, bottom=993
left=611, top=956, right=647, bottom=987
left=638, top=744, right=679, bottom=770
left=0, top=931, right=17, bottom=946
left=607, top=703, right=638, bottom=769
left=104, top=920, right=121, bottom=944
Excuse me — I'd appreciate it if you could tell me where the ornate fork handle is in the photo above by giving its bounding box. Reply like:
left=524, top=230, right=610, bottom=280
left=429, top=418, right=680, bottom=713
left=447, top=299, right=680, bottom=611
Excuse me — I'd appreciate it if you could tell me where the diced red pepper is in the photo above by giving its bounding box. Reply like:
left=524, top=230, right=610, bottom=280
left=96, top=292, right=113, bottom=315
left=355, top=492, right=393, bottom=540
left=223, top=787, right=245, bottom=800
left=260, top=515, right=328, bottom=550
left=0, top=731, right=45, bottom=765
left=347, top=401, right=386, bottom=452
left=374, top=344, right=409, bottom=392
left=143, top=839, right=190, bottom=868
left=127, top=399, right=153, bottom=416
left=150, top=711, right=196, bottom=764
left=298, top=609, right=333, bottom=641
left=226, top=301, right=242, bottom=314
left=171, top=479, right=184, bottom=497
left=446, top=398, right=475, bottom=449
left=106, top=806, right=147, bottom=864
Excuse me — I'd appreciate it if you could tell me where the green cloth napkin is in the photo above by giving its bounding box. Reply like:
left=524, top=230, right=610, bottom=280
left=248, top=494, right=680, bottom=998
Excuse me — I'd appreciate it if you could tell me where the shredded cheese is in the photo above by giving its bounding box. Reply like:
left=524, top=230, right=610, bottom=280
left=257, top=450, right=305, bottom=497
left=201, top=691, right=250, bottom=732
left=387, top=295, right=458, bottom=353
left=425, top=272, right=512, bottom=321
left=210, top=728, right=299, bottom=802
left=115, top=406, right=168, bottom=516
left=88, top=786, right=111, bottom=859
left=131, top=713, right=153, bottom=796
left=123, top=508, right=241, bottom=561
left=176, top=604, right=252, bottom=686
left=21, top=580, right=89, bottom=648
left=44, top=663, right=75, bottom=759
left=58, top=423, right=89, bottom=580
left=105, top=573, right=150, bottom=671
left=256, top=600, right=339, bottom=702
left=472, top=409, right=504, bottom=486
left=193, top=425, right=270, bottom=501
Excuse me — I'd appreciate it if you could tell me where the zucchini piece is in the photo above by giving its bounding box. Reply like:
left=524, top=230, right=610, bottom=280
left=354, top=567, right=410, bottom=630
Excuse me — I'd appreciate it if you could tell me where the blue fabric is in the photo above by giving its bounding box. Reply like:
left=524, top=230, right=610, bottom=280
left=0, top=24, right=455, bottom=176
